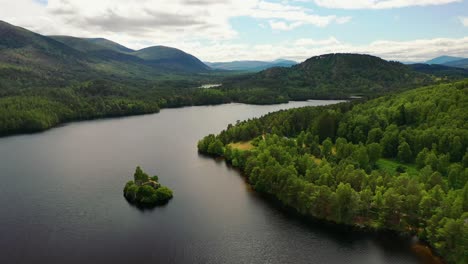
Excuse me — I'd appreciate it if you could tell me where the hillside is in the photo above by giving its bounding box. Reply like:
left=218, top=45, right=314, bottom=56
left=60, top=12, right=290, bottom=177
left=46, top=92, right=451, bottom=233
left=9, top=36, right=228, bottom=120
left=51, top=36, right=209, bottom=73
left=0, top=20, right=211, bottom=91
left=444, top=58, right=468, bottom=69
left=206, top=59, right=296, bottom=72
left=0, top=20, right=94, bottom=88
left=87, top=38, right=135, bottom=53
left=198, top=80, right=468, bottom=264
left=50, top=36, right=134, bottom=53
left=409, top=63, right=468, bottom=79
left=425, top=55, right=464, bottom=64
left=133, top=46, right=210, bottom=72
left=220, top=53, right=433, bottom=103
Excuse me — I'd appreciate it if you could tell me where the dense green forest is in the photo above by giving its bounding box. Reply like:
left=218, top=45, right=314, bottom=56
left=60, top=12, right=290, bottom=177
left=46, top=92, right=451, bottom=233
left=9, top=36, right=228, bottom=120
left=0, top=77, right=245, bottom=135
left=198, top=80, right=468, bottom=264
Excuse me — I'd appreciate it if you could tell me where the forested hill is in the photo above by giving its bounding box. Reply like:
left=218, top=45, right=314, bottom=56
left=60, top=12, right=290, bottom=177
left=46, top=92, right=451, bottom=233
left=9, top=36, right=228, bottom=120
left=198, top=80, right=468, bottom=264
left=0, top=20, right=210, bottom=91
left=0, top=20, right=93, bottom=88
left=132, top=46, right=210, bottom=72
left=444, top=58, right=468, bottom=69
left=408, top=63, right=468, bottom=79
left=220, top=53, right=434, bottom=102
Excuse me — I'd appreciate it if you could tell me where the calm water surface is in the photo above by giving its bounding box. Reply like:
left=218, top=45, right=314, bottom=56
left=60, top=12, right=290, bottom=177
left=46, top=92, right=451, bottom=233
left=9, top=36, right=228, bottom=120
left=0, top=101, right=434, bottom=264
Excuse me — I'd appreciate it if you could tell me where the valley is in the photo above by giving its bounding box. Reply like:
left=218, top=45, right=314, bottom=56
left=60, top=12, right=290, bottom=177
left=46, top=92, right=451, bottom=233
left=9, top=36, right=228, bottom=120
left=0, top=8, right=466, bottom=264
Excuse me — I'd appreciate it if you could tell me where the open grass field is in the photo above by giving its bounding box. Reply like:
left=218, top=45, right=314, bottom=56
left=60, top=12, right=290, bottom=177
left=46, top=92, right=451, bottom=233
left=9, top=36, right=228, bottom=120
left=376, top=158, right=419, bottom=176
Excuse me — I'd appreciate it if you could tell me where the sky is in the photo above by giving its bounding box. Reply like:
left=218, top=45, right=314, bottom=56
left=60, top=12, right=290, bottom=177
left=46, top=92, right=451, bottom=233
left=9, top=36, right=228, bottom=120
left=0, top=0, right=467, bottom=62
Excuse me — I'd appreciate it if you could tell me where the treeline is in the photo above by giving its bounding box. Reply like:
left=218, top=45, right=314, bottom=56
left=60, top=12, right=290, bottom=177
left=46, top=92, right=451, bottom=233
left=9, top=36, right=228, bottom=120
left=197, top=80, right=468, bottom=264
left=0, top=79, right=237, bottom=136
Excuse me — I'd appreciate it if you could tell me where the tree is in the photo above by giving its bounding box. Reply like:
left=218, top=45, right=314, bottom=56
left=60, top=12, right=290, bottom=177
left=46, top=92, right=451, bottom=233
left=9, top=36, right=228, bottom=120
left=367, top=143, right=382, bottom=166
left=134, top=166, right=149, bottom=185
left=208, top=139, right=224, bottom=156
left=322, top=138, right=333, bottom=159
left=317, top=111, right=337, bottom=141
left=447, top=164, right=464, bottom=189
left=397, top=141, right=412, bottom=163
left=415, top=148, right=429, bottom=169
left=367, top=127, right=383, bottom=144
left=353, top=145, right=369, bottom=169
left=381, top=125, right=399, bottom=157
left=434, top=218, right=467, bottom=264
left=155, top=186, right=173, bottom=202
left=332, top=183, right=360, bottom=224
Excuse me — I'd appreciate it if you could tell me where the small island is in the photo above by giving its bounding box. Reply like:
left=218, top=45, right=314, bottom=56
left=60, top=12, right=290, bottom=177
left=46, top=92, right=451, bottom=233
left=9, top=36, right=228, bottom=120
left=123, top=166, right=173, bottom=206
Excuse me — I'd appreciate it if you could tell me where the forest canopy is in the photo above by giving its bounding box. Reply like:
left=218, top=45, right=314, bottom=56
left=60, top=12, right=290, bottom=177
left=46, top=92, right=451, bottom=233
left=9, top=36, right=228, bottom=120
left=198, top=80, right=468, bottom=264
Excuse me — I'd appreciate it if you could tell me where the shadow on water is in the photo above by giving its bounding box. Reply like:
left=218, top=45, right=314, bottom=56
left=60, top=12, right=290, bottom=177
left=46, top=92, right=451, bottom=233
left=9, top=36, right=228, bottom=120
left=124, top=196, right=171, bottom=212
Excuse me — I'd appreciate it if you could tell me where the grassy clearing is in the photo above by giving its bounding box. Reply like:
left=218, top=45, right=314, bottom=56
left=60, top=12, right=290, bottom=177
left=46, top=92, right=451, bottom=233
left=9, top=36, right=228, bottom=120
left=228, top=141, right=255, bottom=151
left=376, top=158, right=419, bottom=176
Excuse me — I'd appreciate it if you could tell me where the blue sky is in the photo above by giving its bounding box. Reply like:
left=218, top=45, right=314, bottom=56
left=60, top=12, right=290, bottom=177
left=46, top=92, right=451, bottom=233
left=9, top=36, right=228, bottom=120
left=231, top=2, right=467, bottom=44
left=2, top=0, right=468, bottom=62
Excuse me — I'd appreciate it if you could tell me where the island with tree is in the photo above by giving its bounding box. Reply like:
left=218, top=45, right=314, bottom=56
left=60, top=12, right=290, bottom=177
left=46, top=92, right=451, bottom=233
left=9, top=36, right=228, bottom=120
left=124, top=166, right=173, bottom=206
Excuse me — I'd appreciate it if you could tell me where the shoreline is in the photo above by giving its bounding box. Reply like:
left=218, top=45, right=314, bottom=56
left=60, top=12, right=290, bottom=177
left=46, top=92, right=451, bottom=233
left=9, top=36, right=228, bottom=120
left=204, top=154, right=447, bottom=264
left=0, top=98, right=350, bottom=139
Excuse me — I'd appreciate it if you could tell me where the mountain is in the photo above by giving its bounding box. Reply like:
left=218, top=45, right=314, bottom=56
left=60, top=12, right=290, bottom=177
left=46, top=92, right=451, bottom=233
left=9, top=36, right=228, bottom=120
left=443, top=58, right=468, bottom=69
left=425, top=55, right=465, bottom=65
left=0, top=20, right=95, bottom=88
left=52, top=36, right=209, bottom=73
left=86, top=38, right=135, bottom=53
left=220, top=53, right=433, bottom=103
left=50, top=36, right=134, bottom=53
left=133, top=46, right=210, bottom=72
left=51, top=36, right=209, bottom=73
left=408, top=63, right=468, bottom=79
left=0, top=20, right=210, bottom=90
left=206, top=59, right=296, bottom=72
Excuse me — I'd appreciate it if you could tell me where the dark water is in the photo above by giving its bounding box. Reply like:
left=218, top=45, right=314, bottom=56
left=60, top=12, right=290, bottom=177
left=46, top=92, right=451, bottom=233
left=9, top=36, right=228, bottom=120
left=0, top=101, right=434, bottom=264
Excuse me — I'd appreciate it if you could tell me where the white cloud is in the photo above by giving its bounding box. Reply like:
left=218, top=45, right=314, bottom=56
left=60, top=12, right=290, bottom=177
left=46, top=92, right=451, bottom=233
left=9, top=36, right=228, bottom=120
left=335, top=16, right=352, bottom=24
left=313, top=0, right=461, bottom=9
left=269, top=20, right=303, bottom=30
left=294, top=37, right=341, bottom=46
left=188, top=36, right=468, bottom=62
left=1, top=0, right=466, bottom=63
left=0, top=0, right=351, bottom=48
left=459, top=16, right=468, bottom=27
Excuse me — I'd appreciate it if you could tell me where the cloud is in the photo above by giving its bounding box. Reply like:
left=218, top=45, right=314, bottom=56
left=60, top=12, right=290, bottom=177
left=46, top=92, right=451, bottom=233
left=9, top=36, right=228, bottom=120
left=313, top=0, right=461, bottom=9
left=1, top=0, right=466, bottom=63
left=0, top=0, right=351, bottom=45
left=186, top=36, right=468, bottom=62
left=460, top=16, right=468, bottom=27
left=294, top=37, right=341, bottom=46
left=269, top=20, right=303, bottom=30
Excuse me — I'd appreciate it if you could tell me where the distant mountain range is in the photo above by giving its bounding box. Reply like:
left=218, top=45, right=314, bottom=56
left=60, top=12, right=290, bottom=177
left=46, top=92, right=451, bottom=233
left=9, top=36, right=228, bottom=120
left=408, top=63, right=468, bottom=79
left=1, top=19, right=468, bottom=96
left=206, top=59, right=296, bottom=72
left=423, top=55, right=468, bottom=69
left=443, top=58, right=468, bottom=69
left=425, top=56, right=465, bottom=65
